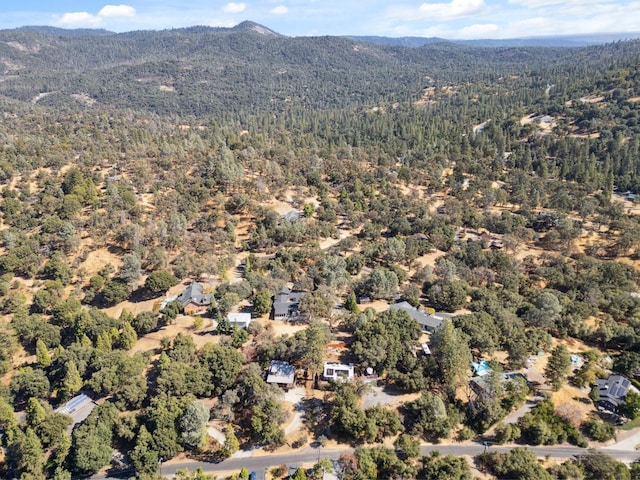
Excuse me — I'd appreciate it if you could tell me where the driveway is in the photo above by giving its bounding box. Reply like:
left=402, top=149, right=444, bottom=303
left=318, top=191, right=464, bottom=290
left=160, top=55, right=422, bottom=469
left=502, top=396, right=543, bottom=425
left=283, top=387, right=306, bottom=436
left=605, top=426, right=640, bottom=451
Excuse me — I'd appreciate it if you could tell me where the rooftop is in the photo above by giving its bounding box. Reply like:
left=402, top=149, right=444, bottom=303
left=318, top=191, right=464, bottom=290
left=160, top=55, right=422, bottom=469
left=55, top=393, right=97, bottom=428
left=266, top=360, right=296, bottom=385
left=596, top=375, right=636, bottom=408
left=178, top=281, right=212, bottom=308
left=389, top=301, right=456, bottom=330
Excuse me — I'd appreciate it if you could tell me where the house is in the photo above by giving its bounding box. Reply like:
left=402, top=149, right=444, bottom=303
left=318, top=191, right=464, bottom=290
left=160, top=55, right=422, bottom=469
left=228, top=312, right=251, bottom=329
left=388, top=301, right=457, bottom=334
left=55, top=393, right=97, bottom=430
left=470, top=372, right=528, bottom=399
left=596, top=375, right=638, bottom=413
left=272, top=287, right=306, bottom=321
left=266, top=360, right=296, bottom=389
left=178, top=281, right=213, bottom=315
left=322, top=362, right=355, bottom=382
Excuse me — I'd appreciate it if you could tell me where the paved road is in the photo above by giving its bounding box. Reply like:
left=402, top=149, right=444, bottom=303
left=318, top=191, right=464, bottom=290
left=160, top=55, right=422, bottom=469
left=94, top=443, right=640, bottom=479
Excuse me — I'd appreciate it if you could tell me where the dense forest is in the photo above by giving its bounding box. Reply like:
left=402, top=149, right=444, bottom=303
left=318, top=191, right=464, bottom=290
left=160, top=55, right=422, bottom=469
left=2, top=23, right=640, bottom=480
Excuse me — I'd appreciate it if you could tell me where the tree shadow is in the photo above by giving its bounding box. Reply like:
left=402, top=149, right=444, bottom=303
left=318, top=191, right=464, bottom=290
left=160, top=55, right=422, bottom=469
left=129, top=286, right=158, bottom=303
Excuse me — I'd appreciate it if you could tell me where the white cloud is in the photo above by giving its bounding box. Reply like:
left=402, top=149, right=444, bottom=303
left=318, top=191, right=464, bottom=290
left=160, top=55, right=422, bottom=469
left=507, top=0, right=564, bottom=6
left=388, top=0, right=486, bottom=22
left=98, top=5, right=136, bottom=18
left=56, top=4, right=136, bottom=27
left=418, top=0, right=486, bottom=20
left=222, top=2, right=247, bottom=14
left=508, top=0, right=607, bottom=7
left=459, top=23, right=500, bottom=37
left=57, top=12, right=102, bottom=27
left=270, top=5, right=289, bottom=15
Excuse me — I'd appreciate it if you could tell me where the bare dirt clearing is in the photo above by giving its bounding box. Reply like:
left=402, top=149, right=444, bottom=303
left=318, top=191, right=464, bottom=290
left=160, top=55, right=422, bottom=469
left=360, top=384, right=420, bottom=409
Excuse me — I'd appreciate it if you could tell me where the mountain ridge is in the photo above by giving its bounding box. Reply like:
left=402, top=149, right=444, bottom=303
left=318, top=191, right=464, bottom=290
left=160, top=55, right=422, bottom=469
left=4, top=21, right=640, bottom=47
left=1, top=22, right=640, bottom=116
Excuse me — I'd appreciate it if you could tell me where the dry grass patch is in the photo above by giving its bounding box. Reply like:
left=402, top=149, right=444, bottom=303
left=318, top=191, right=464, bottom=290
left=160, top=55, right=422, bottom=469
left=552, top=384, right=594, bottom=425
left=130, top=314, right=220, bottom=354
left=78, top=248, right=123, bottom=280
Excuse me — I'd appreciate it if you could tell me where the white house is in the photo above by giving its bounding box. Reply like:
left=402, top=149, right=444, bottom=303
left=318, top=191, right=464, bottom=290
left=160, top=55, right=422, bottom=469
left=322, top=362, right=355, bottom=381
left=228, top=312, right=252, bottom=329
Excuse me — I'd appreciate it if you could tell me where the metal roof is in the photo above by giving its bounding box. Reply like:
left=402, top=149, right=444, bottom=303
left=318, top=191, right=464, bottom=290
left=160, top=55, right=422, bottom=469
left=266, top=360, right=295, bottom=384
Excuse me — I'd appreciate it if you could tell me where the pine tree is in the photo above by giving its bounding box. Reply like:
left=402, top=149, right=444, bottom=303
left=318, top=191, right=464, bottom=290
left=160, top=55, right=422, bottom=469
left=79, top=334, right=93, bottom=348
left=59, top=361, right=83, bottom=402
left=118, top=322, right=138, bottom=350
left=431, top=320, right=472, bottom=394
left=26, top=397, right=46, bottom=427
left=545, top=344, right=571, bottom=391
left=95, top=331, right=112, bottom=352
left=51, top=432, right=71, bottom=469
left=223, top=424, right=239, bottom=457
left=36, top=339, right=51, bottom=368
left=53, top=345, right=65, bottom=359
left=6, top=427, right=45, bottom=479
left=344, top=291, right=359, bottom=313
left=130, top=425, right=159, bottom=477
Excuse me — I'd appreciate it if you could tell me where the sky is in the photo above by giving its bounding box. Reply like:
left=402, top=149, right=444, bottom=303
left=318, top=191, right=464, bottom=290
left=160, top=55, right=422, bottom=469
left=1, top=1, right=640, bottom=39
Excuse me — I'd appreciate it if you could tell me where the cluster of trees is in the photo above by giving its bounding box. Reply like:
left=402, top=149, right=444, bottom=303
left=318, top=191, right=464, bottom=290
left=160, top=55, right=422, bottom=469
left=478, top=448, right=638, bottom=480
left=328, top=381, right=403, bottom=444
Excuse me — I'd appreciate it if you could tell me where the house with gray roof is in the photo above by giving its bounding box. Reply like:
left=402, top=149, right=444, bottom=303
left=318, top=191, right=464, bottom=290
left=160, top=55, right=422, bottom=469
left=178, top=281, right=213, bottom=315
left=55, top=393, right=97, bottom=431
left=596, top=375, right=638, bottom=413
left=272, top=287, right=306, bottom=321
left=266, top=360, right=296, bottom=389
left=388, top=301, right=457, bottom=333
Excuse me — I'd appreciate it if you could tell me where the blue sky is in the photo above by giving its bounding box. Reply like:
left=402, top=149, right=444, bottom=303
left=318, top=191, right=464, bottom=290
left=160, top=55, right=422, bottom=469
left=1, top=1, right=639, bottom=39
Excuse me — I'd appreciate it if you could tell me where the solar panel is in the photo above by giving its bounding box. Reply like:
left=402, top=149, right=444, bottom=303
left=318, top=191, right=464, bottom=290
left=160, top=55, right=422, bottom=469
left=623, top=379, right=630, bottom=388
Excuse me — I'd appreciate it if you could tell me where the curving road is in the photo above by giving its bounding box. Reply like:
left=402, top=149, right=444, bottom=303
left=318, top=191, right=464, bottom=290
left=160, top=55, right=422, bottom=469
left=93, top=443, right=640, bottom=479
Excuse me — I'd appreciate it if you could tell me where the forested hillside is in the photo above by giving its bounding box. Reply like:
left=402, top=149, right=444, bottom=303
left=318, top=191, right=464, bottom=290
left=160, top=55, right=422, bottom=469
left=2, top=23, right=640, bottom=480
left=1, top=23, right=639, bottom=115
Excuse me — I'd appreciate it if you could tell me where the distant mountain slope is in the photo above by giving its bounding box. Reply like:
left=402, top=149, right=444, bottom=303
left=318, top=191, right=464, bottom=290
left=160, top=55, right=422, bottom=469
left=16, top=26, right=115, bottom=36
left=344, top=36, right=448, bottom=48
left=1, top=22, right=640, bottom=115
left=349, top=32, right=640, bottom=48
